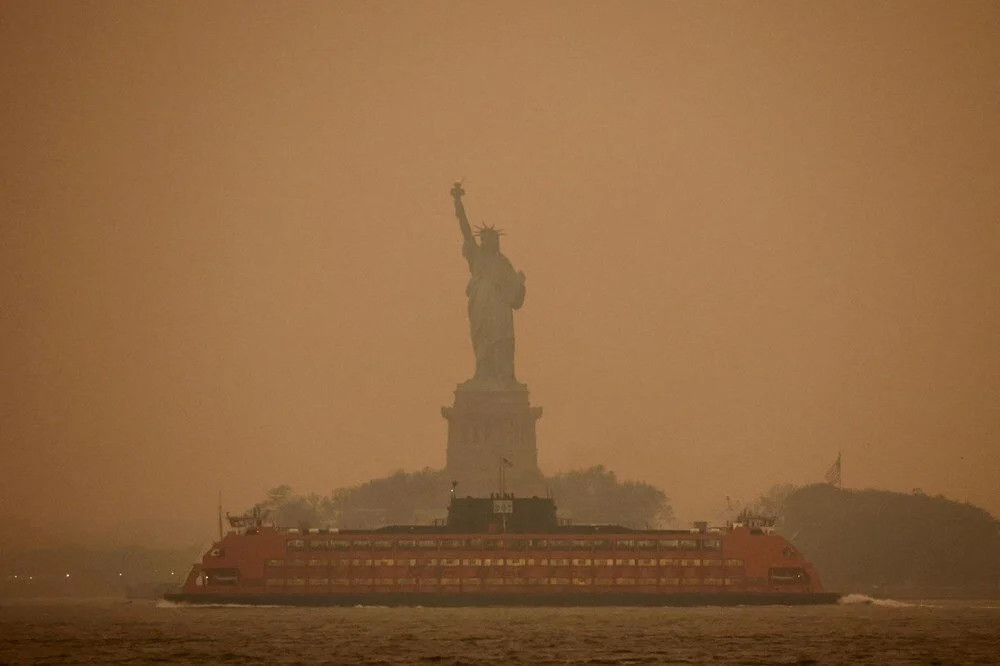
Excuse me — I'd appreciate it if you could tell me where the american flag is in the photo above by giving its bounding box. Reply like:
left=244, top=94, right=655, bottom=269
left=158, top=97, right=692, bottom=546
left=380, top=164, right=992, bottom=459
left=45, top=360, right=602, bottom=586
left=824, top=453, right=842, bottom=487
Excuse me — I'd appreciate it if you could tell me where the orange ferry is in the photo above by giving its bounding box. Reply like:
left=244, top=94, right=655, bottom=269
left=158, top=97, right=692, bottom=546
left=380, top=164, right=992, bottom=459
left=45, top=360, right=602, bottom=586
left=167, top=494, right=837, bottom=606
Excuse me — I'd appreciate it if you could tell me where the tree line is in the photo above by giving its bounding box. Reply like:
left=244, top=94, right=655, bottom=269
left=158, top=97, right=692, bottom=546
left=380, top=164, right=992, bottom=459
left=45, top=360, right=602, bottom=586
left=253, top=465, right=673, bottom=531
left=768, top=483, right=1000, bottom=597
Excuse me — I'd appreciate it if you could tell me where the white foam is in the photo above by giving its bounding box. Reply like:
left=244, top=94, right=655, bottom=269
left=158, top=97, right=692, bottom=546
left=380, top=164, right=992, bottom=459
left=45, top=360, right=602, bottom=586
left=838, top=593, right=938, bottom=608
left=155, top=600, right=183, bottom=609
left=155, top=600, right=284, bottom=609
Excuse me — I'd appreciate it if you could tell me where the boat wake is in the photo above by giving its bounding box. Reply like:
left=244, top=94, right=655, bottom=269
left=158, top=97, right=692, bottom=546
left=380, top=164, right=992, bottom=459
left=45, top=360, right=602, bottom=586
left=838, top=593, right=936, bottom=608
left=156, top=600, right=285, bottom=609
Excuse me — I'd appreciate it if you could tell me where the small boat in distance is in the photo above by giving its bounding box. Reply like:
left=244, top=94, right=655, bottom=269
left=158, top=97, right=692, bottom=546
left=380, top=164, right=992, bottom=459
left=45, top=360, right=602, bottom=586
left=166, top=493, right=838, bottom=606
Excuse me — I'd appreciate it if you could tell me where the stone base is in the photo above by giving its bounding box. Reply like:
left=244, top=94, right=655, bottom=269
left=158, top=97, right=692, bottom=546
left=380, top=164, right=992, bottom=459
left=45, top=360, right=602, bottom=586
left=442, top=385, right=543, bottom=497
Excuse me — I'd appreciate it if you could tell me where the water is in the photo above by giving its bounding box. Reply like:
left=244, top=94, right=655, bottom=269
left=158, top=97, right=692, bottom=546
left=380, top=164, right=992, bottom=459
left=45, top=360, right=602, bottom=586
left=1, top=596, right=998, bottom=664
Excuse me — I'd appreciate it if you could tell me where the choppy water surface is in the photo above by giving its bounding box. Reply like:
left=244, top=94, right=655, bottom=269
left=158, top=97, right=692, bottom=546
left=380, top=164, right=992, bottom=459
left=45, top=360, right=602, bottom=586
left=1, top=596, right=998, bottom=664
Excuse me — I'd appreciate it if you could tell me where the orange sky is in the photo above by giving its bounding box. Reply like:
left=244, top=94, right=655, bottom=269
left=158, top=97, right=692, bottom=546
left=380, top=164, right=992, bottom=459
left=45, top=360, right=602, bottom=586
left=2, top=1, right=998, bottom=545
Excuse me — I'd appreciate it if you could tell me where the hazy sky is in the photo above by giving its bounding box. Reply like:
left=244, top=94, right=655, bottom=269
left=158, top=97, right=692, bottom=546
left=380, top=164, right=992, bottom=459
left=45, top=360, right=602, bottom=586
left=3, top=1, right=998, bottom=545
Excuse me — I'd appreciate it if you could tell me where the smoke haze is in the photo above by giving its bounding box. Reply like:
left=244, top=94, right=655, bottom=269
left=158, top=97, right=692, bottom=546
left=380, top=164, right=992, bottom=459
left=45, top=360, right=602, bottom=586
left=2, top=1, right=998, bottom=544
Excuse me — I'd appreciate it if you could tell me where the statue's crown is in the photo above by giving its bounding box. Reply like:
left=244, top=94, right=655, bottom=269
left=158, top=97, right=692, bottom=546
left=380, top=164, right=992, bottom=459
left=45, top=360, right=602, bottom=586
left=474, top=224, right=504, bottom=237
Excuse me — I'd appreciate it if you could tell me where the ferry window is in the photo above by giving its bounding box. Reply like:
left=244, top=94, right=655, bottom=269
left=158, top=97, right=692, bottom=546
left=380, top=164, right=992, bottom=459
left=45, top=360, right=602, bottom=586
left=593, top=539, right=613, bottom=551
left=530, top=539, right=548, bottom=549
left=658, top=558, right=679, bottom=567
left=286, top=559, right=306, bottom=567
left=637, top=558, right=657, bottom=567
left=286, top=539, right=306, bottom=551
left=206, top=568, right=239, bottom=585
left=725, top=559, right=744, bottom=568
left=352, top=539, right=372, bottom=550
left=265, top=559, right=284, bottom=567
left=659, top=539, right=679, bottom=551
left=440, top=539, right=464, bottom=549
left=702, top=559, right=723, bottom=567
left=548, top=540, right=571, bottom=551
left=467, top=538, right=483, bottom=549
left=307, top=559, right=326, bottom=567
left=416, top=539, right=438, bottom=550
left=372, top=540, right=393, bottom=551
left=614, top=558, right=635, bottom=566
left=483, top=539, right=503, bottom=551
left=636, top=540, right=657, bottom=551
left=508, top=539, right=528, bottom=551
left=308, top=578, right=329, bottom=586
left=286, top=578, right=305, bottom=586
left=572, top=540, right=592, bottom=551
left=396, top=539, right=416, bottom=550
left=309, top=540, right=330, bottom=551
left=769, top=567, right=810, bottom=585
left=617, top=539, right=636, bottom=551
left=680, top=558, right=701, bottom=567
left=703, top=577, right=723, bottom=586
left=330, top=540, right=350, bottom=550
left=679, top=539, right=698, bottom=551
left=702, top=539, right=721, bottom=551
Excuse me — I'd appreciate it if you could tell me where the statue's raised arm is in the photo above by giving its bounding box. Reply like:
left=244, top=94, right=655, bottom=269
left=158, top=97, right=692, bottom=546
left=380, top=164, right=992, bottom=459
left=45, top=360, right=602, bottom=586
left=451, top=182, right=474, bottom=246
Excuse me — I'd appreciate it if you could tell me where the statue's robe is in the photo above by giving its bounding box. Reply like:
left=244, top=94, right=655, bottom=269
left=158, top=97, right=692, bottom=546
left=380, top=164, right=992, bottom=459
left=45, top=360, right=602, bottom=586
left=463, top=237, right=525, bottom=385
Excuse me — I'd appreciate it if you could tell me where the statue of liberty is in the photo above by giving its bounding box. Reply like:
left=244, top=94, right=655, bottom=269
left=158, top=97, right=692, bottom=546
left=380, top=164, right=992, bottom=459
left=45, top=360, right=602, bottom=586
left=450, top=182, right=526, bottom=389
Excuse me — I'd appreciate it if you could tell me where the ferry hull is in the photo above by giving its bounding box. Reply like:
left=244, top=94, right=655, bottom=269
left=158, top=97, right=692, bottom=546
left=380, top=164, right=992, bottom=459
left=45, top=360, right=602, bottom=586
left=165, top=591, right=841, bottom=607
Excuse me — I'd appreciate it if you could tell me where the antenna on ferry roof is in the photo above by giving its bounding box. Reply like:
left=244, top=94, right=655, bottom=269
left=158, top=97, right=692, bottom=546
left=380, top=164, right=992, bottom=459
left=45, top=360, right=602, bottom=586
left=217, top=490, right=223, bottom=541
left=450, top=481, right=457, bottom=498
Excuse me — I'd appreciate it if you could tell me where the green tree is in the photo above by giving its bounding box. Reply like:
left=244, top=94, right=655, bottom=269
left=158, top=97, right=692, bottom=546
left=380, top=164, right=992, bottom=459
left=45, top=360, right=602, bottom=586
left=546, top=465, right=673, bottom=528
left=780, top=483, right=1000, bottom=595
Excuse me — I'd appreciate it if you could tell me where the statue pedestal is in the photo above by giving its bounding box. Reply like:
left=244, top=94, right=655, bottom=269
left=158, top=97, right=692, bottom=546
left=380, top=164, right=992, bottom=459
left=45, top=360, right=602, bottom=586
left=442, top=386, right=543, bottom=496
